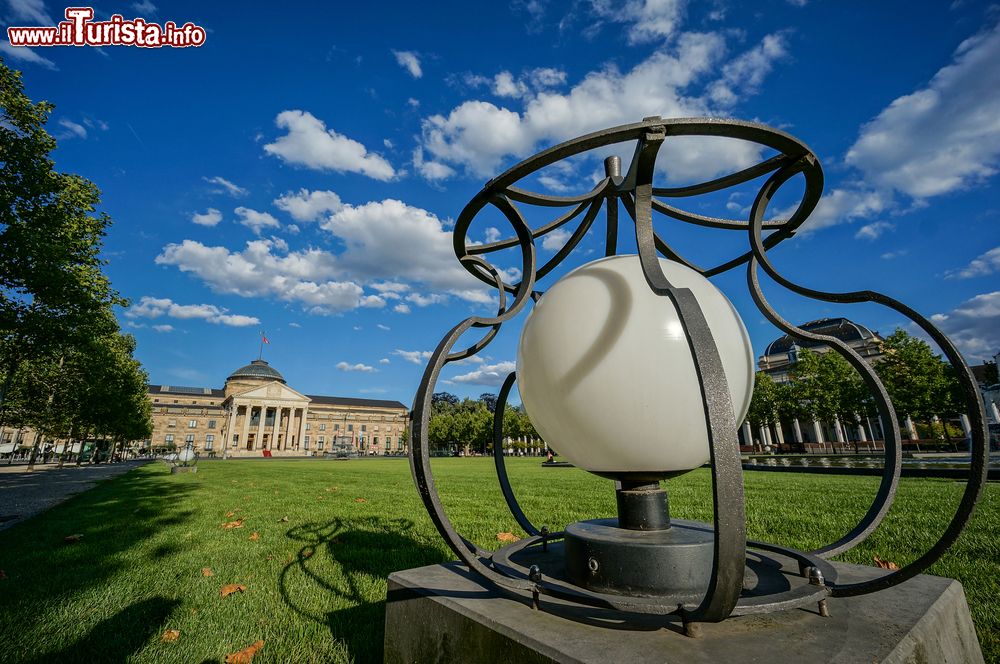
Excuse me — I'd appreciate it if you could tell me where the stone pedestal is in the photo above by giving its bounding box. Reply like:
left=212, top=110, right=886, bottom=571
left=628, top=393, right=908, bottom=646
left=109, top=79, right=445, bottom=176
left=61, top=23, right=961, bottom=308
left=384, top=561, right=983, bottom=664
left=169, top=466, right=197, bottom=474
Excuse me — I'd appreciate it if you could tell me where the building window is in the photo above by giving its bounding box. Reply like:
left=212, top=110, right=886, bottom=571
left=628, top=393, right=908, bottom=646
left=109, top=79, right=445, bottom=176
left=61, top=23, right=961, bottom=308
left=304, top=435, right=310, bottom=449
left=168, top=419, right=176, bottom=428
left=205, top=434, right=214, bottom=450
left=208, top=420, right=216, bottom=429
left=165, top=434, right=174, bottom=444
left=361, top=425, right=367, bottom=432
left=232, top=434, right=239, bottom=443
left=154, top=398, right=159, bottom=403
left=317, top=438, right=324, bottom=450
left=305, top=423, right=311, bottom=431
left=185, top=434, right=195, bottom=444
left=319, top=424, right=326, bottom=431
left=374, top=436, right=379, bottom=445
left=347, top=424, right=353, bottom=432
left=398, top=439, right=404, bottom=450
left=188, top=420, right=197, bottom=428
left=334, top=423, right=340, bottom=431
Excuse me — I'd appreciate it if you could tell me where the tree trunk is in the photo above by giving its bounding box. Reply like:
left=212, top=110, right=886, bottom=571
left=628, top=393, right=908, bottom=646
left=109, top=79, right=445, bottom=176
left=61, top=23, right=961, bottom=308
left=26, top=431, right=44, bottom=471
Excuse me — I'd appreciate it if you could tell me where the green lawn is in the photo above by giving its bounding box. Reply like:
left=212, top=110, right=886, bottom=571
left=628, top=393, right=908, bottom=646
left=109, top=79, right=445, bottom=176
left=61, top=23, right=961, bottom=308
left=0, top=458, right=996, bottom=663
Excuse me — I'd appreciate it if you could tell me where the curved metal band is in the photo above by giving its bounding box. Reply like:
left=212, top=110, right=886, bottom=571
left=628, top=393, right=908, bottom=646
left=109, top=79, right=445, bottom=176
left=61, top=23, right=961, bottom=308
left=630, top=126, right=746, bottom=622
left=492, top=371, right=541, bottom=537
left=745, top=156, right=990, bottom=594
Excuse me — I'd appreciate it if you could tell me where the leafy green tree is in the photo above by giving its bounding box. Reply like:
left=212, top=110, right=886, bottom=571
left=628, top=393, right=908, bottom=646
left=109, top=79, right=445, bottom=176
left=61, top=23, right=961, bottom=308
left=874, top=329, right=963, bottom=431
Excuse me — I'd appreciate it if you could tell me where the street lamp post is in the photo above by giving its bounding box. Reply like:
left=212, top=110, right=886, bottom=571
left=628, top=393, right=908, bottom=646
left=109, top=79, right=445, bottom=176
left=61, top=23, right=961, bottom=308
left=404, top=117, right=989, bottom=637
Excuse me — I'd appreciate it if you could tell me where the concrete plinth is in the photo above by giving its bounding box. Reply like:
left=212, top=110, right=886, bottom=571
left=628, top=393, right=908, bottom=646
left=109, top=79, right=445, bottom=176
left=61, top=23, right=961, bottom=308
left=384, top=561, right=983, bottom=664
left=169, top=465, right=198, bottom=474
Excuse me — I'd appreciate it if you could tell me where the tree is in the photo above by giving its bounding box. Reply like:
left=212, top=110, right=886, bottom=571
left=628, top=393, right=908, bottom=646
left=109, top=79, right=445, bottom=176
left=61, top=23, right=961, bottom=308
left=431, top=392, right=459, bottom=408
left=874, top=329, right=962, bottom=431
left=479, top=392, right=498, bottom=413
left=0, top=59, right=148, bottom=465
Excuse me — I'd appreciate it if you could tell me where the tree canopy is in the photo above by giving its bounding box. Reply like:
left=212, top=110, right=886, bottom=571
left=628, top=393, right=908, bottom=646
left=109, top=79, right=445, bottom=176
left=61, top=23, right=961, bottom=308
left=0, top=59, right=151, bottom=462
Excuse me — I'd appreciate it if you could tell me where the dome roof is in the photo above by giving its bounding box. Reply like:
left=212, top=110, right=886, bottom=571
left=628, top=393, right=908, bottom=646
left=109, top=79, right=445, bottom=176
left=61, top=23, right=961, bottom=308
left=227, top=359, right=285, bottom=384
left=764, top=318, right=876, bottom=357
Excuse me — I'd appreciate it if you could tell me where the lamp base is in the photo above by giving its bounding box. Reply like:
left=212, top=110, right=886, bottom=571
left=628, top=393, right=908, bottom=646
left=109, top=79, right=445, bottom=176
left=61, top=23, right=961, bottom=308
left=564, top=518, right=714, bottom=598
left=385, top=561, right=984, bottom=663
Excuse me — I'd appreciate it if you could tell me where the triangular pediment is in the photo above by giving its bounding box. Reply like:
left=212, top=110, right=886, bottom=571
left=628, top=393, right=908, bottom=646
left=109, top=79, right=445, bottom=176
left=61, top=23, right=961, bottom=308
left=228, top=381, right=311, bottom=404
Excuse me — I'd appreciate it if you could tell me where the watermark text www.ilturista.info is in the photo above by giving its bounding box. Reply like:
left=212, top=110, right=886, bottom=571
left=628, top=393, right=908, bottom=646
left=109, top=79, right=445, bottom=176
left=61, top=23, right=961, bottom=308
left=7, top=7, right=206, bottom=48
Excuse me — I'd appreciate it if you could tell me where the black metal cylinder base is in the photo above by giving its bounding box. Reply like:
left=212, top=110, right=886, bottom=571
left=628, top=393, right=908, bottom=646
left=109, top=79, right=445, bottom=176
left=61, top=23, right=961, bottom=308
left=564, top=518, right=714, bottom=598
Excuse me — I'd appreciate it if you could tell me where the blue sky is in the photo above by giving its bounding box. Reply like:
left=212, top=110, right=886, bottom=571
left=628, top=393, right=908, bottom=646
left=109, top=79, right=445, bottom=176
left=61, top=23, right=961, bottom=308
left=3, top=0, right=1000, bottom=405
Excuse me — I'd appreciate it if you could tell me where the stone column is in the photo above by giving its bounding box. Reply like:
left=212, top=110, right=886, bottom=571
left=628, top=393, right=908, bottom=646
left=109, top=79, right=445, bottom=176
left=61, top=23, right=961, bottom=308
left=268, top=406, right=279, bottom=450
left=792, top=419, right=803, bottom=444
left=239, top=403, right=251, bottom=452
left=990, top=401, right=1000, bottom=424
left=741, top=422, right=753, bottom=448
left=760, top=426, right=772, bottom=449
left=833, top=418, right=845, bottom=444
left=905, top=416, right=918, bottom=440
left=284, top=407, right=294, bottom=451
left=812, top=420, right=823, bottom=445
left=255, top=405, right=266, bottom=451
left=297, top=407, right=308, bottom=451
left=857, top=417, right=868, bottom=442
left=773, top=423, right=785, bottom=447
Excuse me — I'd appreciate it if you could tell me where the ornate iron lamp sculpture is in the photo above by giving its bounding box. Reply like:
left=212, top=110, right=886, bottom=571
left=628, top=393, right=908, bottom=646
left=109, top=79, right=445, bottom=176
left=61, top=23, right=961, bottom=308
left=408, top=117, right=989, bottom=630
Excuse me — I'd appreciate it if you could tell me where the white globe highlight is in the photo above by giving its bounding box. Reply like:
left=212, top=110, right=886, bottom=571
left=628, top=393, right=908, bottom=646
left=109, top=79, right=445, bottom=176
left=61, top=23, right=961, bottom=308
left=517, top=255, right=754, bottom=477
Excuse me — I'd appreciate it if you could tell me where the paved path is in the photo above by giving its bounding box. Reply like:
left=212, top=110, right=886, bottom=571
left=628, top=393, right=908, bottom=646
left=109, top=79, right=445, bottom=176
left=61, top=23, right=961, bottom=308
left=0, top=461, right=151, bottom=531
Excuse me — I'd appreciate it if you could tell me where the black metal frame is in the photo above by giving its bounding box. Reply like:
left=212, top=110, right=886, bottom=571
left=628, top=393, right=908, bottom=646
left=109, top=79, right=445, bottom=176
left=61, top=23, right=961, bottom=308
left=408, top=117, right=989, bottom=622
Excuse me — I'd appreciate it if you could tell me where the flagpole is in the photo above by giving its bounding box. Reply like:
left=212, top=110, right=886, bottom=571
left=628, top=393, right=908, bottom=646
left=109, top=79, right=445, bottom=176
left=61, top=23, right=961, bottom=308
left=258, top=330, right=264, bottom=361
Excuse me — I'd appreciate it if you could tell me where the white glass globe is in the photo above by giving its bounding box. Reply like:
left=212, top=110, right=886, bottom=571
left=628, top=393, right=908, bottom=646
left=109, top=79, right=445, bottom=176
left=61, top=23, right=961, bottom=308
left=177, top=447, right=197, bottom=465
left=516, top=255, right=754, bottom=478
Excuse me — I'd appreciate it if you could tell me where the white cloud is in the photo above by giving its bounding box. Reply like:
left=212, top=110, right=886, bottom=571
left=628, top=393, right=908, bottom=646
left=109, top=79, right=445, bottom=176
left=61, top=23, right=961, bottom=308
left=392, top=50, right=422, bottom=78
left=155, top=239, right=366, bottom=315
left=393, top=349, right=432, bottom=364
left=591, top=0, right=685, bottom=45
left=854, top=221, right=895, bottom=241
left=203, top=176, right=248, bottom=197
left=157, top=197, right=508, bottom=315
left=0, top=41, right=56, bottom=70
left=264, top=110, right=396, bottom=181
left=406, top=293, right=446, bottom=307
left=407, top=98, right=420, bottom=108
left=336, top=361, right=377, bottom=373
left=881, top=249, right=909, bottom=260
left=152, top=324, right=174, bottom=333
left=126, top=296, right=261, bottom=327
left=420, top=31, right=786, bottom=179
left=845, top=22, right=1000, bottom=199
left=377, top=323, right=391, bottom=331
left=708, top=33, right=787, bottom=105
left=946, top=246, right=1000, bottom=279
left=6, top=0, right=52, bottom=24
left=394, top=303, right=411, bottom=314
left=379, top=358, right=390, bottom=364
left=58, top=119, right=87, bottom=139
left=541, top=228, right=572, bottom=251
left=795, top=187, right=892, bottom=234
left=494, top=71, right=528, bottom=98
left=191, top=208, right=223, bottom=227
left=273, top=189, right=344, bottom=222
left=289, top=322, right=302, bottom=328
left=412, top=147, right=456, bottom=181
left=234, top=207, right=280, bottom=235
left=928, top=291, right=1000, bottom=361
left=451, top=360, right=517, bottom=386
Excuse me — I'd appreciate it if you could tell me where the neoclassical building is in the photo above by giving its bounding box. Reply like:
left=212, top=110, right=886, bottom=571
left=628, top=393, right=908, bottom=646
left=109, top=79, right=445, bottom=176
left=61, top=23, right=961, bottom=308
left=747, top=318, right=887, bottom=452
left=148, top=359, right=408, bottom=457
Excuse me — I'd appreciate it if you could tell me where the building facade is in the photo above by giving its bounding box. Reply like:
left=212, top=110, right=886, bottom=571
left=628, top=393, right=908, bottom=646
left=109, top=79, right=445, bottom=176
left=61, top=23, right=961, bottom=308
left=148, top=359, right=408, bottom=457
left=747, top=317, right=889, bottom=452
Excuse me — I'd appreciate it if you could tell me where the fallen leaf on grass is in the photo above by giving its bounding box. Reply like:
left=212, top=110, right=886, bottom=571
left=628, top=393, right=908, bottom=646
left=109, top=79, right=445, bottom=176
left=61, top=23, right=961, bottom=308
left=225, top=639, right=264, bottom=663
left=64, top=534, right=84, bottom=543
left=225, top=510, right=237, bottom=518
left=278, top=516, right=289, bottom=522
left=220, top=583, right=246, bottom=597
left=496, top=532, right=519, bottom=543
left=221, top=519, right=244, bottom=529
left=354, top=497, right=367, bottom=503
left=201, top=568, right=214, bottom=577
left=161, top=629, right=180, bottom=642
left=873, top=555, right=899, bottom=570
left=249, top=532, right=260, bottom=541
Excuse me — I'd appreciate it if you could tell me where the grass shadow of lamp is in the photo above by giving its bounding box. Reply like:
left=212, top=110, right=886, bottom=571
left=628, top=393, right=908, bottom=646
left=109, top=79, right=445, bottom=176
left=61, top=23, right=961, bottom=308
left=170, top=441, right=198, bottom=474
left=407, top=117, right=990, bottom=634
